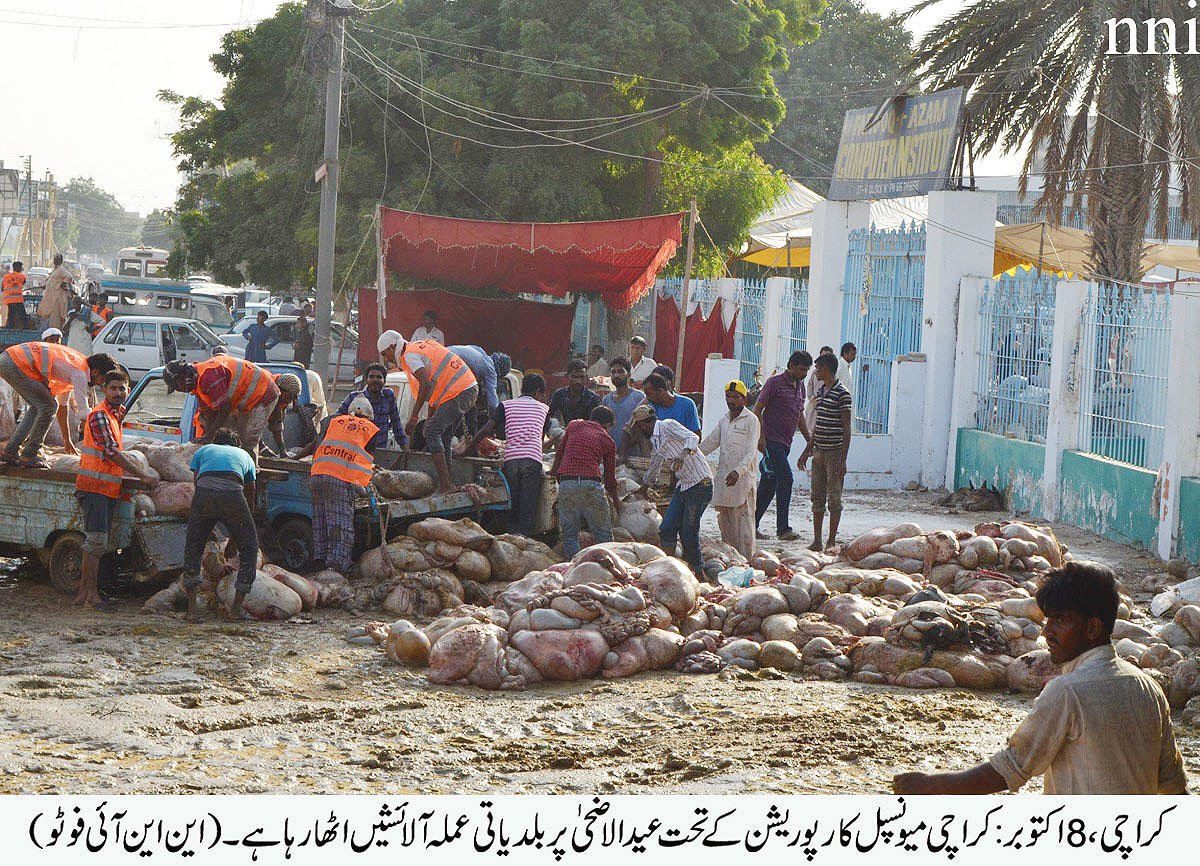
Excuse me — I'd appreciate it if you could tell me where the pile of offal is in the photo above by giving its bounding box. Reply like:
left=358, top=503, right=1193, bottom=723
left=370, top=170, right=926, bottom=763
left=326, top=517, right=1200, bottom=709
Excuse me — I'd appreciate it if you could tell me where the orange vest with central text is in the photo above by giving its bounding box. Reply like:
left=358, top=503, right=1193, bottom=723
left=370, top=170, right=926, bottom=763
left=2, top=272, right=25, bottom=306
left=194, top=355, right=272, bottom=413
left=77, top=402, right=127, bottom=499
left=311, top=414, right=379, bottom=486
left=400, top=340, right=477, bottom=408
left=5, top=341, right=88, bottom=390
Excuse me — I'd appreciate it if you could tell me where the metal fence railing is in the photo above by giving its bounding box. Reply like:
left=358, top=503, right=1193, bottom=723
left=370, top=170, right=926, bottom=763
left=1076, top=282, right=1171, bottom=469
left=734, top=279, right=766, bottom=387
left=777, top=278, right=810, bottom=373
left=841, top=222, right=926, bottom=434
left=974, top=270, right=1057, bottom=442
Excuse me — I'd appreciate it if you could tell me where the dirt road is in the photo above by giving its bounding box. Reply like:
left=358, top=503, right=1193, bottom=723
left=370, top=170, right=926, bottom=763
left=0, top=491, right=1196, bottom=794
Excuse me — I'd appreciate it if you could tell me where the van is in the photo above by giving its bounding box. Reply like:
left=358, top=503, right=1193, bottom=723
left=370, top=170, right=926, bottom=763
left=98, top=275, right=234, bottom=331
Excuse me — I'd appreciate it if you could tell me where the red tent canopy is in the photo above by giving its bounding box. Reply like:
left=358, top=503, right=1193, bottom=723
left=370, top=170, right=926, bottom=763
left=379, top=207, right=683, bottom=311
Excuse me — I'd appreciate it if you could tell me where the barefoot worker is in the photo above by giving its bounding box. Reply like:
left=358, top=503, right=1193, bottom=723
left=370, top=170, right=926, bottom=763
left=74, top=369, right=159, bottom=608
left=377, top=330, right=477, bottom=495
left=799, top=352, right=851, bottom=552
left=893, top=562, right=1187, bottom=795
left=182, top=429, right=260, bottom=621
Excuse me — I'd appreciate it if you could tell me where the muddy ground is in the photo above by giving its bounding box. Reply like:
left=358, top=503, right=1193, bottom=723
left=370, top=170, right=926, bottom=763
left=0, top=490, right=1196, bottom=794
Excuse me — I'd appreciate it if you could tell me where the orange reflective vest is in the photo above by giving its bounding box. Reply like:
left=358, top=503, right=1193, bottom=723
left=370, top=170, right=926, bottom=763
left=77, top=402, right=126, bottom=499
left=194, top=355, right=272, bottom=413
left=5, top=341, right=88, bottom=389
left=400, top=340, right=477, bottom=408
left=2, top=272, right=25, bottom=306
left=311, top=414, right=379, bottom=486
left=90, top=305, right=113, bottom=337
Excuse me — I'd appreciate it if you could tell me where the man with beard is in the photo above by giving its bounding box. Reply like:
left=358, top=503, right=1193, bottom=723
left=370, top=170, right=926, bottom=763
left=700, top=380, right=760, bottom=558
left=600, top=356, right=644, bottom=453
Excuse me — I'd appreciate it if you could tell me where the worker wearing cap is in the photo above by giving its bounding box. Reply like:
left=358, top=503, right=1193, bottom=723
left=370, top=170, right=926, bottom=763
left=377, top=329, right=478, bottom=495
left=0, top=341, right=118, bottom=468
left=264, top=372, right=305, bottom=457
left=294, top=395, right=379, bottom=573
left=162, top=355, right=280, bottom=460
left=700, top=380, right=760, bottom=559
left=42, top=327, right=62, bottom=344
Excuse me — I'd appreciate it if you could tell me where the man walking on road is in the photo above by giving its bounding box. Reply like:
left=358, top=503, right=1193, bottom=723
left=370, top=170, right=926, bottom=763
left=701, top=380, right=760, bottom=559
left=799, top=352, right=852, bottom=552
left=753, top=350, right=811, bottom=541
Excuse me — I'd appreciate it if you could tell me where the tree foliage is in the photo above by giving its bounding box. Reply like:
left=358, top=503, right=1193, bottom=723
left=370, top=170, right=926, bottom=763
left=758, top=0, right=911, bottom=195
left=907, top=0, right=1200, bottom=283
left=61, top=177, right=142, bottom=259
left=140, top=208, right=178, bottom=249
left=163, top=0, right=824, bottom=305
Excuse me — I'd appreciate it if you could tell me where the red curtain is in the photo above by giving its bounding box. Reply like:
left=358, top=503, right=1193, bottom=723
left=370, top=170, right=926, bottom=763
left=654, top=297, right=737, bottom=392
left=379, top=207, right=683, bottom=311
left=358, top=288, right=576, bottom=377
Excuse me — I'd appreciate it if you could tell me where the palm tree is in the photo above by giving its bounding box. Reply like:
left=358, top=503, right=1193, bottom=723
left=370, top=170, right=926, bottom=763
left=906, top=1, right=1200, bottom=283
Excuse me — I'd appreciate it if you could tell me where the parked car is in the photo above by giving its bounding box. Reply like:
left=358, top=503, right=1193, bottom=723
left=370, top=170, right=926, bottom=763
left=25, top=267, right=51, bottom=289
left=223, top=314, right=358, bottom=382
left=93, top=315, right=228, bottom=382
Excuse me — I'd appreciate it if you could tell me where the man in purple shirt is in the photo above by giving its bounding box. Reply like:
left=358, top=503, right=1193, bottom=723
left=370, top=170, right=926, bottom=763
left=753, top=350, right=811, bottom=540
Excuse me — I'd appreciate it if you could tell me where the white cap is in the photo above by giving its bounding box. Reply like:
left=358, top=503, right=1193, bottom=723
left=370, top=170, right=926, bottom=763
left=348, top=396, right=373, bottom=417
left=41, top=327, right=62, bottom=341
left=376, top=329, right=405, bottom=354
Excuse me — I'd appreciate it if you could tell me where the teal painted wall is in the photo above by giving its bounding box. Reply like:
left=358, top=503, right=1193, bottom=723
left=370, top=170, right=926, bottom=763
left=1177, top=478, right=1200, bottom=563
left=953, top=428, right=1045, bottom=516
left=1059, top=450, right=1159, bottom=549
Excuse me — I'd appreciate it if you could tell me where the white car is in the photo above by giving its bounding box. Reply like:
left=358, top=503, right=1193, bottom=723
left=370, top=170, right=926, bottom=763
left=25, top=267, right=51, bottom=289
left=223, top=314, right=358, bottom=383
left=94, top=315, right=229, bottom=382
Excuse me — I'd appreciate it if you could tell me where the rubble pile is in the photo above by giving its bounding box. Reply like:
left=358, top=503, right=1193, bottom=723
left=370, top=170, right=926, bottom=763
left=346, top=520, right=1200, bottom=706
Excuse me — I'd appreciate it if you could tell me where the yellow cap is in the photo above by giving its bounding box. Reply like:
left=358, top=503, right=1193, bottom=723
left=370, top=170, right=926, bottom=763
left=725, top=380, right=748, bottom=396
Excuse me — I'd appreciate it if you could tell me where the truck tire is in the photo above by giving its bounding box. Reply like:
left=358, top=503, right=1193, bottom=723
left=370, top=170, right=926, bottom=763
left=48, top=532, right=86, bottom=595
left=274, top=517, right=314, bottom=574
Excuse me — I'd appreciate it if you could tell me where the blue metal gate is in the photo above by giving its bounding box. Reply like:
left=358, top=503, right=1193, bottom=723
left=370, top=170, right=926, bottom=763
left=840, top=222, right=926, bottom=433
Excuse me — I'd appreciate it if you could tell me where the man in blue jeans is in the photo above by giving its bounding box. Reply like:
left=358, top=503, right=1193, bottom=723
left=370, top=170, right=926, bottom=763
left=549, top=404, right=621, bottom=557
left=753, top=350, right=812, bottom=541
left=631, top=405, right=713, bottom=578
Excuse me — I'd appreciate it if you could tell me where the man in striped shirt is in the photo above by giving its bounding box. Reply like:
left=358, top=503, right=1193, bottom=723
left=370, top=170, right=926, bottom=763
left=631, top=404, right=713, bottom=577
left=799, top=353, right=853, bottom=552
left=467, top=373, right=552, bottom=537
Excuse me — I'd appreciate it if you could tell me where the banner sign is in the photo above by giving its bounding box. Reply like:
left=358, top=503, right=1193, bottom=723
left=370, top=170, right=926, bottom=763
left=828, top=87, right=965, bottom=200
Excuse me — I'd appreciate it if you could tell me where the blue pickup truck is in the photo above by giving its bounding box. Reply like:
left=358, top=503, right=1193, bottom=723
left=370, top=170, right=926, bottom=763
left=121, top=364, right=511, bottom=572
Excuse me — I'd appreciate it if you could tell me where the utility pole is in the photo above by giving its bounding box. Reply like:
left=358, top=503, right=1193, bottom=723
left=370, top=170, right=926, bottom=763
left=24, top=156, right=32, bottom=266
left=311, top=0, right=357, bottom=385
left=674, top=198, right=698, bottom=382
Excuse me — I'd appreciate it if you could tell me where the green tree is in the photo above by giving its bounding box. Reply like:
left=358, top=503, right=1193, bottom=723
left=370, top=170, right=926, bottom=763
left=907, top=0, right=1200, bottom=283
left=140, top=208, right=178, bottom=249
left=758, top=0, right=911, bottom=194
left=164, top=0, right=822, bottom=341
left=61, top=177, right=142, bottom=259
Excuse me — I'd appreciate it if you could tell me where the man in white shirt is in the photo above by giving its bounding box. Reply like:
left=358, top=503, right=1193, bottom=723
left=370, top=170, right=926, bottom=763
left=411, top=310, right=445, bottom=344
left=893, top=561, right=1187, bottom=795
left=838, top=341, right=856, bottom=398
left=700, top=380, right=760, bottom=558
left=631, top=404, right=713, bottom=578
left=628, top=335, right=657, bottom=385
left=585, top=344, right=608, bottom=379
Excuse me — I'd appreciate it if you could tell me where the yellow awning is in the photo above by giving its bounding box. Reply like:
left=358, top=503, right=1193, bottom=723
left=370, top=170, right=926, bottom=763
left=740, top=244, right=811, bottom=268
